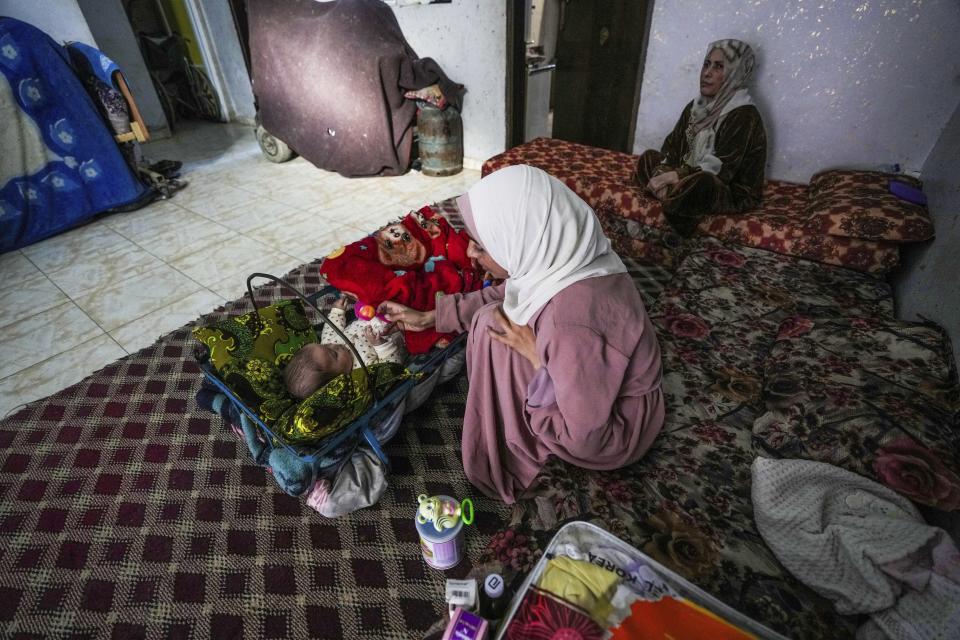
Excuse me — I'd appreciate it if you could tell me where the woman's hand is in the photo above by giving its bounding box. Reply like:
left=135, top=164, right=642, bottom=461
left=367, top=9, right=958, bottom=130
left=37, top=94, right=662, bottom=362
left=377, top=301, right=436, bottom=332
left=489, top=306, right=541, bottom=369
left=646, top=170, right=679, bottom=200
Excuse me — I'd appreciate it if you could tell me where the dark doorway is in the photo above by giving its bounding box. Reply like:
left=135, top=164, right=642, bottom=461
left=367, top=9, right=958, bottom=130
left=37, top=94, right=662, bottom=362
left=547, top=0, right=650, bottom=153
left=506, top=0, right=527, bottom=149
left=123, top=0, right=223, bottom=130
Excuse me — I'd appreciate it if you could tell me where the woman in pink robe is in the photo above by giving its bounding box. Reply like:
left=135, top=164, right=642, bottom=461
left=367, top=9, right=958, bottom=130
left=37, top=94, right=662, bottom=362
left=379, top=165, right=664, bottom=503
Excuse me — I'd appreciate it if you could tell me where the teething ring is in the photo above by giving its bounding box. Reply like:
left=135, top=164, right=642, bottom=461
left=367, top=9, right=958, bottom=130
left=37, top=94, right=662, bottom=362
left=460, top=498, right=474, bottom=525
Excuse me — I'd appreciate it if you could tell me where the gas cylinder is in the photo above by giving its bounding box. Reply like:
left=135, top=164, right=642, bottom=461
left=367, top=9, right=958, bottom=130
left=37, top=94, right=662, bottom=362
left=416, top=103, right=463, bottom=176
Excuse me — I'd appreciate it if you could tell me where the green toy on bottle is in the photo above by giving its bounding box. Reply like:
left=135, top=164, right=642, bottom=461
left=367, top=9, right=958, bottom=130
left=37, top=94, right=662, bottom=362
left=415, top=494, right=474, bottom=569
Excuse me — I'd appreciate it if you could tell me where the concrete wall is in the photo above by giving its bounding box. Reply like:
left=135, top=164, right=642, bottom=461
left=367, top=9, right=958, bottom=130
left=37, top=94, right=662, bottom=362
left=893, top=100, right=960, bottom=368
left=632, top=0, right=960, bottom=184
left=391, top=0, right=507, bottom=167
left=0, top=0, right=97, bottom=46
left=76, top=0, right=170, bottom=137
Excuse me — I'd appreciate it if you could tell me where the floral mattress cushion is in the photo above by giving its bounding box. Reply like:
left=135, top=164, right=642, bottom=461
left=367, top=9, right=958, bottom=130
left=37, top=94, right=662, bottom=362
left=754, top=316, right=960, bottom=512
left=808, top=168, right=923, bottom=199
left=484, top=139, right=901, bottom=274
left=483, top=137, right=667, bottom=230
left=804, top=169, right=934, bottom=242
left=482, top=136, right=636, bottom=184
left=696, top=180, right=901, bottom=274
left=651, top=240, right=894, bottom=428
left=481, top=237, right=897, bottom=639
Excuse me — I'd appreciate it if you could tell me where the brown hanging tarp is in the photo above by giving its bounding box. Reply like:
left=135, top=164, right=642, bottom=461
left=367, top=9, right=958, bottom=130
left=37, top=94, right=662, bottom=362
left=247, top=0, right=464, bottom=177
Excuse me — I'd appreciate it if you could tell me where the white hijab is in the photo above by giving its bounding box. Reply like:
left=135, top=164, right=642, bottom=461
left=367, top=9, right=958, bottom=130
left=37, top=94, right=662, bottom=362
left=465, top=165, right=626, bottom=325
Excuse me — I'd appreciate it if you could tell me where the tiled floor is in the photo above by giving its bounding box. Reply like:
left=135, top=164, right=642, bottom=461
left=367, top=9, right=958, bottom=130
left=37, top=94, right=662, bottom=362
left=0, top=121, right=479, bottom=418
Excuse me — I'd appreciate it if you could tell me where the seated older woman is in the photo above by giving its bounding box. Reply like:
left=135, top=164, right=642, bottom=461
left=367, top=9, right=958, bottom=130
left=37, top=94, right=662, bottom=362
left=379, top=165, right=664, bottom=504
left=636, top=39, right=767, bottom=236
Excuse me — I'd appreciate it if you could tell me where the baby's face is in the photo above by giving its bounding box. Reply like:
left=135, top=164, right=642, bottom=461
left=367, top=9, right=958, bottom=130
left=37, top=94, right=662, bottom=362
left=309, top=343, right=354, bottom=377
left=286, top=343, right=356, bottom=400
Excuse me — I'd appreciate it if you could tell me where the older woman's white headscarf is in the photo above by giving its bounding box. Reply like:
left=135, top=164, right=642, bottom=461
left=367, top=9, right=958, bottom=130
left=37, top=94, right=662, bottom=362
left=684, top=39, right=757, bottom=173
left=463, top=165, right=626, bottom=325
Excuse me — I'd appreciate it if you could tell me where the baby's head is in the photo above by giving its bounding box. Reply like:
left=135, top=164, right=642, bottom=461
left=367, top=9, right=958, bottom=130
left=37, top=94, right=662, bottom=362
left=284, top=343, right=354, bottom=400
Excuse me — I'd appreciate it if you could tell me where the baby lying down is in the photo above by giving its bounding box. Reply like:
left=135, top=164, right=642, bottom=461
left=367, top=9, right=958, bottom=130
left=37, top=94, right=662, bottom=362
left=284, top=296, right=405, bottom=399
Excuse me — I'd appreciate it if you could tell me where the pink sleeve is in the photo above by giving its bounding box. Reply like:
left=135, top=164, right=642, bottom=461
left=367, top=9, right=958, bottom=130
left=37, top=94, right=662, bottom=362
left=524, top=324, right=633, bottom=459
left=435, top=283, right=506, bottom=334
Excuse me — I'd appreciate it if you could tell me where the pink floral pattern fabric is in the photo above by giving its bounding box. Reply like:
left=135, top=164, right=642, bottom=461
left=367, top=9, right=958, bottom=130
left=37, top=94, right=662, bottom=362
left=754, top=316, right=960, bottom=511
left=482, top=138, right=903, bottom=274
left=873, top=439, right=960, bottom=511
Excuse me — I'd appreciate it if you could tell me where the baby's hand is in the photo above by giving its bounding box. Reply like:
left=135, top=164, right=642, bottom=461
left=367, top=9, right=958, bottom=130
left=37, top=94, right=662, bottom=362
left=333, top=296, right=352, bottom=311
left=363, top=325, right=387, bottom=346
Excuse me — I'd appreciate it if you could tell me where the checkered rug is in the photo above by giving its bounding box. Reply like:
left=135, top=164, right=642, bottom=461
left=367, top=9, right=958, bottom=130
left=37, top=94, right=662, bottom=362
left=0, top=256, right=514, bottom=639
left=0, top=192, right=675, bottom=638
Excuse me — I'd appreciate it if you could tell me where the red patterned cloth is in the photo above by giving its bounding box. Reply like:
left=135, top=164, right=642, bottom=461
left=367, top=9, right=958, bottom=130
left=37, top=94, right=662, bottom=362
left=504, top=587, right=605, bottom=640
left=698, top=181, right=901, bottom=275
left=804, top=169, right=934, bottom=242
left=319, top=206, right=483, bottom=353
left=482, top=138, right=901, bottom=274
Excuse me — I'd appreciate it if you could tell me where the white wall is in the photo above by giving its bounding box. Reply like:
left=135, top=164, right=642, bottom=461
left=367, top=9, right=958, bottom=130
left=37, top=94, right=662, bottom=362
left=189, top=0, right=256, bottom=124
left=893, top=99, right=960, bottom=368
left=0, top=0, right=97, bottom=46
left=633, top=0, right=960, bottom=184
left=76, top=0, right=170, bottom=137
left=391, top=0, right=507, bottom=166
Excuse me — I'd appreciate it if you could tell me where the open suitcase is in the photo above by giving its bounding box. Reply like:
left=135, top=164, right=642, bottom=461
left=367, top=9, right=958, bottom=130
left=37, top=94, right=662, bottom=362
left=495, top=521, right=787, bottom=639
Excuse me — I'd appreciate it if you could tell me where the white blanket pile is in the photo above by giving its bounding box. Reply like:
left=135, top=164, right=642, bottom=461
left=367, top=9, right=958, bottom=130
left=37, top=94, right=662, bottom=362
left=751, top=457, right=960, bottom=640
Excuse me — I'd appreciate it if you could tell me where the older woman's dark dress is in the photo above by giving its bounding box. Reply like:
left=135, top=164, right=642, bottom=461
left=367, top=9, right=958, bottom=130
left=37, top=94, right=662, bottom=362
left=636, top=101, right=767, bottom=236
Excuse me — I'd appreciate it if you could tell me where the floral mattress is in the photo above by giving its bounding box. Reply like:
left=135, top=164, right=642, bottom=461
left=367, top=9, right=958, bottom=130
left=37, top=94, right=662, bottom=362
left=482, top=137, right=934, bottom=274
left=477, top=236, right=959, bottom=640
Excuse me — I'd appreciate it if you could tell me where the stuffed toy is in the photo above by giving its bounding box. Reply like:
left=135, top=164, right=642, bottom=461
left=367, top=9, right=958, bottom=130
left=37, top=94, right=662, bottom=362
left=320, top=206, right=482, bottom=353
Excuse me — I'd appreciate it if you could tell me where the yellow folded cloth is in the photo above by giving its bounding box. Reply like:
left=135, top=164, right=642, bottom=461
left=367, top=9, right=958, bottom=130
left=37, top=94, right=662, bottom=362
left=537, top=556, right=619, bottom=624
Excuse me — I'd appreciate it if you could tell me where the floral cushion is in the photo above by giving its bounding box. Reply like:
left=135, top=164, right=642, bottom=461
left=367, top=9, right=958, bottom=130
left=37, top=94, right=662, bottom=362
left=482, top=136, right=637, bottom=184
left=483, top=137, right=667, bottom=229
left=754, top=316, right=960, bottom=511
left=808, top=168, right=922, bottom=199
left=697, top=180, right=902, bottom=274
left=804, top=169, right=934, bottom=242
